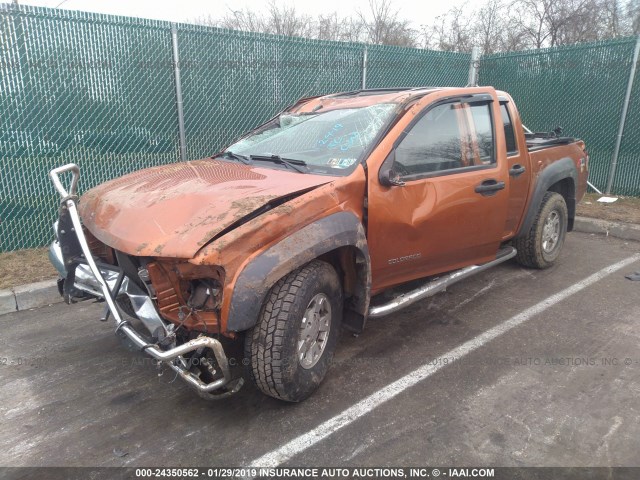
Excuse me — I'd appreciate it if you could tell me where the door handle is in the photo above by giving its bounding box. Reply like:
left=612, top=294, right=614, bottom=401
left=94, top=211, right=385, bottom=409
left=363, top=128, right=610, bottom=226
left=509, top=164, right=526, bottom=177
left=475, top=179, right=505, bottom=196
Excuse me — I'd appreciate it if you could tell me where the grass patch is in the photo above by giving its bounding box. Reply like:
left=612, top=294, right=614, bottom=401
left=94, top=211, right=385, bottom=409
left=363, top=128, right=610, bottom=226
left=0, top=248, right=58, bottom=290
left=577, top=193, right=640, bottom=225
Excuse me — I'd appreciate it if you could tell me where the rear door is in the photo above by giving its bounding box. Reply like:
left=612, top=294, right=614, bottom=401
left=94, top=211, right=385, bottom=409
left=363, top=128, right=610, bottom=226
left=367, top=94, right=510, bottom=292
left=499, top=99, right=532, bottom=237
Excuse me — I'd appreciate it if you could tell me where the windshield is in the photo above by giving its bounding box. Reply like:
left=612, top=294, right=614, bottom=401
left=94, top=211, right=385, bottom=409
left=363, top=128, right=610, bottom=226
left=224, top=103, right=397, bottom=176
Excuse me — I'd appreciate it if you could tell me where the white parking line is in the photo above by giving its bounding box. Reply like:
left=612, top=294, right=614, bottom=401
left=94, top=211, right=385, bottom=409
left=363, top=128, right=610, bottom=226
left=249, top=254, right=640, bottom=468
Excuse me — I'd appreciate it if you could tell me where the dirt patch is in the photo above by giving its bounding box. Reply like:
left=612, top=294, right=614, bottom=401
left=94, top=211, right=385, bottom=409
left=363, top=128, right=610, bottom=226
left=577, top=193, right=640, bottom=225
left=0, top=248, right=58, bottom=290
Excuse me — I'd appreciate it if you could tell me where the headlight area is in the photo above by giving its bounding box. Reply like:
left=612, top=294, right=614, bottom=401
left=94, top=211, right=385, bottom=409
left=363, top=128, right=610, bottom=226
left=145, top=264, right=237, bottom=391
left=49, top=164, right=243, bottom=397
left=146, top=261, right=225, bottom=335
left=78, top=229, right=226, bottom=335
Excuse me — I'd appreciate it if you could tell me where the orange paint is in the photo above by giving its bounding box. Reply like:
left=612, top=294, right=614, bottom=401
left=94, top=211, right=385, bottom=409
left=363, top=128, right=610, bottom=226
left=78, top=87, right=587, bottom=336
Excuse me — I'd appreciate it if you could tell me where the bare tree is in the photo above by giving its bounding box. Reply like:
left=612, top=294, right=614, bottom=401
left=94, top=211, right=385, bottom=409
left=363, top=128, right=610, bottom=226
left=503, top=25, right=529, bottom=50
left=547, top=0, right=602, bottom=46
left=218, top=9, right=265, bottom=32
left=356, top=0, right=418, bottom=47
left=601, top=0, right=624, bottom=36
left=190, top=0, right=640, bottom=52
left=315, top=13, right=343, bottom=42
left=627, top=0, right=640, bottom=34
left=264, top=1, right=314, bottom=37
left=195, top=1, right=313, bottom=38
left=511, top=0, right=553, bottom=48
left=428, top=7, right=475, bottom=52
left=314, top=14, right=368, bottom=43
left=475, top=0, right=507, bottom=54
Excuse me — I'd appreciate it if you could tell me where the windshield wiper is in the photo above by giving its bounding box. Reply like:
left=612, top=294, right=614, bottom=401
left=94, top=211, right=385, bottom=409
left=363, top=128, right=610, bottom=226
left=249, top=154, right=308, bottom=173
left=215, top=151, right=252, bottom=165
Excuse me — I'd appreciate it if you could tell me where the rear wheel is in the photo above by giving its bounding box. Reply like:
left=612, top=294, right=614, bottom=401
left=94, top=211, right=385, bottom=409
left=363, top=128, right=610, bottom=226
left=245, top=260, right=342, bottom=402
left=515, top=192, right=568, bottom=269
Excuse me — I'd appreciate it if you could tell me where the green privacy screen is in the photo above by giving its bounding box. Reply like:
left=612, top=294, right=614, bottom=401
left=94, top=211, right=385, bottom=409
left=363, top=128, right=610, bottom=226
left=365, top=44, right=470, bottom=88
left=0, top=6, right=178, bottom=251
left=613, top=51, right=640, bottom=196
left=480, top=38, right=640, bottom=195
left=1, top=3, right=639, bottom=252
left=176, top=25, right=365, bottom=160
left=0, top=4, right=471, bottom=251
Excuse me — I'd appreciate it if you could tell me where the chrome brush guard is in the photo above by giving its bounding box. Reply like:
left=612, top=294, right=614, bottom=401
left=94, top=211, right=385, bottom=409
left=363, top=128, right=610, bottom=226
left=48, top=164, right=241, bottom=398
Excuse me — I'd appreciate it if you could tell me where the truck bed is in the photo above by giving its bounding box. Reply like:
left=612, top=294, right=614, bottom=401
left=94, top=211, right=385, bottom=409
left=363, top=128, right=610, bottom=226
left=525, top=133, right=577, bottom=152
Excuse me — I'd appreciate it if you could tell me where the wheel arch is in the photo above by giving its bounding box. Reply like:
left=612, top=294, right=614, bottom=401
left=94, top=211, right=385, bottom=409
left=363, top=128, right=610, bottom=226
left=516, top=157, right=577, bottom=238
left=226, top=211, right=371, bottom=333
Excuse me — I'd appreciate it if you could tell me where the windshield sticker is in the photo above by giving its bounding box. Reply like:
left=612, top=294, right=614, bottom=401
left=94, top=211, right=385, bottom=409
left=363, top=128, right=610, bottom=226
left=327, top=157, right=357, bottom=169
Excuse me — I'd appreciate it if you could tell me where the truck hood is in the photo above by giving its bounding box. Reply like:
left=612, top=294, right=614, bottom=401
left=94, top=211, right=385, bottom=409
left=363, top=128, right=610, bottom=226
left=79, top=159, right=330, bottom=258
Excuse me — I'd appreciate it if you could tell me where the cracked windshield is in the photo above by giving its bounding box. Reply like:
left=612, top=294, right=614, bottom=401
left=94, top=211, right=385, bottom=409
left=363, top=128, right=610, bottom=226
left=225, top=103, right=397, bottom=176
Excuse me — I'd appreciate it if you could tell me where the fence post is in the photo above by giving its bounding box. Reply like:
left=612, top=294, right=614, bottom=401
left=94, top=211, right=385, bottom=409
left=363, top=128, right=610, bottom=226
left=467, top=46, right=481, bottom=87
left=171, top=23, right=187, bottom=162
left=605, top=35, right=640, bottom=194
left=362, top=46, right=368, bottom=89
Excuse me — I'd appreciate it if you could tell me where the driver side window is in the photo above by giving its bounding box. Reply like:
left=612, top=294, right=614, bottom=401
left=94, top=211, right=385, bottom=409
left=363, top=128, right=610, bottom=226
left=395, top=102, right=468, bottom=177
left=394, top=100, right=495, bottom=180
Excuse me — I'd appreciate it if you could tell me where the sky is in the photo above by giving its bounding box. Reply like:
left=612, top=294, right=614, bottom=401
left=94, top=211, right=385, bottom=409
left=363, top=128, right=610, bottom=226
left=13, top=0, right=483, bottom=28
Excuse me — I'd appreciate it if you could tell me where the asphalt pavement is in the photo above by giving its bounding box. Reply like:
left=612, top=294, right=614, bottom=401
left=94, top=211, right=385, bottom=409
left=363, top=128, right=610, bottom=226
left=1, top=232, right=639, bottom=468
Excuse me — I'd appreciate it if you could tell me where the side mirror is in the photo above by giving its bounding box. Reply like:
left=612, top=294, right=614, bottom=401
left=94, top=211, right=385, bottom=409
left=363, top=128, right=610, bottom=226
left=379, top=151, right=405, bottom=187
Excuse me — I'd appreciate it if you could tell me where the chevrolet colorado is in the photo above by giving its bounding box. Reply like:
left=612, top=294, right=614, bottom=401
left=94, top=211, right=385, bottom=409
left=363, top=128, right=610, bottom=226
left=48, top=86, right=588, bottom=402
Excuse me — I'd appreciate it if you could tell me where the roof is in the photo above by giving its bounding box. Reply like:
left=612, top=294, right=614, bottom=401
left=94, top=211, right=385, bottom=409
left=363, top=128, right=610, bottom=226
left=291, top=87, right=442, bottom=113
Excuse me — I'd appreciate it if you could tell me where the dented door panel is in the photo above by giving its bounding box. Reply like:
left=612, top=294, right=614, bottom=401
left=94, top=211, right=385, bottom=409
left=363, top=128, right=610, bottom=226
left=366, top=90, right=510, bottom=293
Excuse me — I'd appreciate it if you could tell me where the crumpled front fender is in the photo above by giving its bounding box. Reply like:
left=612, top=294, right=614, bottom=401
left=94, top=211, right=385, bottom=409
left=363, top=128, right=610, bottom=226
left=226, top=211, right=370, bottom=332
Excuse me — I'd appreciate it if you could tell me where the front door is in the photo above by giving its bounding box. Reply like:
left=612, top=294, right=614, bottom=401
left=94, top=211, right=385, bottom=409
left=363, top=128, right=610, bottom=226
left=368, top=95, right=510, bottom=292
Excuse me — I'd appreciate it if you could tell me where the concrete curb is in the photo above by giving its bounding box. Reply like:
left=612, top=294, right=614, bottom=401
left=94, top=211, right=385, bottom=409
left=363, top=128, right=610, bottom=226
left=0, top=215, right=637, bottom=317
left=0, top=279, right=62, bottom=317
left=573, top=216, right=640, bottom=243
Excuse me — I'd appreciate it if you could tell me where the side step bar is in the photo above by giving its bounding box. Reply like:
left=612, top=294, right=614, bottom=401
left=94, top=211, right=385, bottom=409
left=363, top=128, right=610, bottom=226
left=368, top=247, right=517, bottom=318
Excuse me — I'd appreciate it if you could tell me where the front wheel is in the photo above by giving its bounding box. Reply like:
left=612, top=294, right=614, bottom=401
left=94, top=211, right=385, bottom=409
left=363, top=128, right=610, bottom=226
left=514, top=192, right=568, bottom=269
left=245, top=260, right=343, bottom=402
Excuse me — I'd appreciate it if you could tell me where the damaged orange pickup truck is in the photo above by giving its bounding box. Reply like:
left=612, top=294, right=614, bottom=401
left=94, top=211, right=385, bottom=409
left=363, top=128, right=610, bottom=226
left=49, top=86, right=588, bottom=402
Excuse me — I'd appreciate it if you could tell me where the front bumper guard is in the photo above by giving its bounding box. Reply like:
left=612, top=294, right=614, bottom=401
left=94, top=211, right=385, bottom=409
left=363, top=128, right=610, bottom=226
left=49, top=164, right=241, bottom=398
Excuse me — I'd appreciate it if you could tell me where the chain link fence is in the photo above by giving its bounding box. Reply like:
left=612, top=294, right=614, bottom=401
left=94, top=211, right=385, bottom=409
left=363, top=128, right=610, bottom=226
left=1, top=4, right=639, bottom=252
left=612, top=41, right=640, bottom=196
left=0, top=4, right=470, bottom=251
left=1, top=6, right=179, bottom=252
left=366, top=44, right=470, bottom=88
left=176, top=26, right=365, bottom=160
left=480, top=38, right=640, bottom=196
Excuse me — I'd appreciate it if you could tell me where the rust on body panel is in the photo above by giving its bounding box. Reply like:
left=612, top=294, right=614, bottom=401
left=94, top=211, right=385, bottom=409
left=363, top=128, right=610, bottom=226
left=193, top=167, right=367, bottom=334
left=78, top=160, right=330, bottom=258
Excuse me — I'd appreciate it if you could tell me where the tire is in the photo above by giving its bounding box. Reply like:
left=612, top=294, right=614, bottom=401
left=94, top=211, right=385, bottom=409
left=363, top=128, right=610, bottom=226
left=245, top=260, right=343, bottom=402
left=515, top=192, right=568, bottom=269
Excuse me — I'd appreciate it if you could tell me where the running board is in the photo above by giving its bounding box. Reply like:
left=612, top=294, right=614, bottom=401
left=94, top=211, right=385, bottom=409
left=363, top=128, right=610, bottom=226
left=367, top=246, right=517, bottom=318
